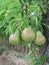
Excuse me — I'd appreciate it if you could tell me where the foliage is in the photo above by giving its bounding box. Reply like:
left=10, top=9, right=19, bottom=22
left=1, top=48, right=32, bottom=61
left=26, top=50, right=46, bottom=65
left=0, top=0, right=49, bottom=37
left=0, top=46, right=5, bottom=55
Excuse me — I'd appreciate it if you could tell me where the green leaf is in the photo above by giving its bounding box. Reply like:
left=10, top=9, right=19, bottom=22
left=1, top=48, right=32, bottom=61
left=40, top=55, right=46, bottom=62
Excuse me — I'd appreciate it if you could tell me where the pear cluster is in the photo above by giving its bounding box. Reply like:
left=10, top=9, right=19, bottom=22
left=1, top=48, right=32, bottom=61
left=9, top=28, right=46, bottom=46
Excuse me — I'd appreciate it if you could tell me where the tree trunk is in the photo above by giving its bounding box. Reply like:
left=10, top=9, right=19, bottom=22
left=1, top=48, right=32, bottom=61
left=39, top=9, right=49, bottom=63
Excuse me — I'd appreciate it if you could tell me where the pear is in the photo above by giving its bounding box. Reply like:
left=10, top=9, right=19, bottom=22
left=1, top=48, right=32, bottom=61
left=9, top=30, right=20, bottom=45
left=35, top=31, right=46, bottom=46
left=21, top=28, right=35, bottom=42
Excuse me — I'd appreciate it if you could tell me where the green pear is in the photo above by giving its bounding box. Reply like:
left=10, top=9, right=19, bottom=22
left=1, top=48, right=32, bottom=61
left=35, top=31, right=46, bottom=46
left=9, top=30, right=20, bottom=45
left=21, top=28, right=35, bottom=43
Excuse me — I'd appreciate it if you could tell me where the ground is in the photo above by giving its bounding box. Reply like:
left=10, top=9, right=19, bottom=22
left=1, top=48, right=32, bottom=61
left=0, top=50, right=27, bottom=65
